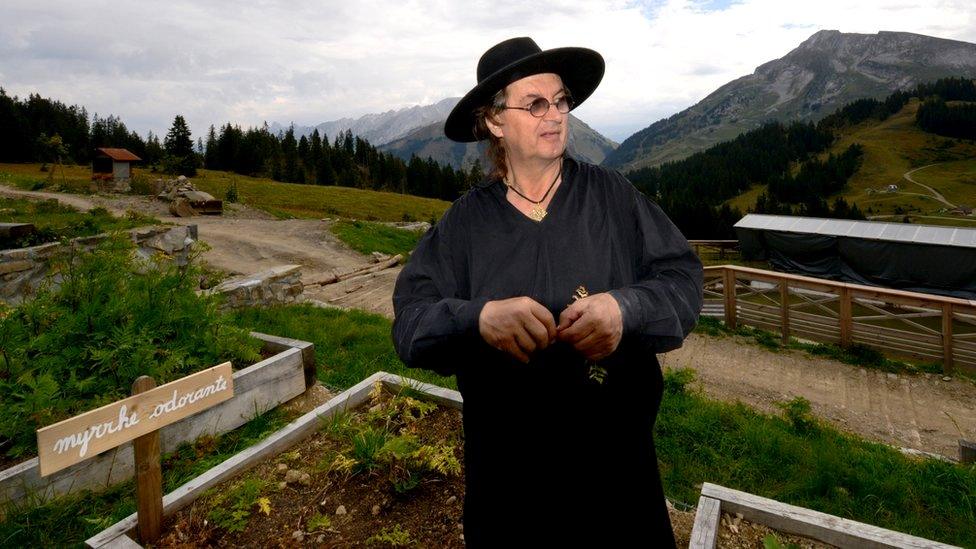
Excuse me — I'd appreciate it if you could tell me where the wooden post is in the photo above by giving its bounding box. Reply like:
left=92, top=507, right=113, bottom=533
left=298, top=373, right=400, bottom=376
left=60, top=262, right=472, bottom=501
left=132, top=376, right=163, bottom=544
left=942, top=303, right=954, bottom=375
left=839, top=287, right=852, bottom=347
left=780, top=281, right=790, bottom=345
left=960, top=440, right=976, bottom=464
left=723, top=269, right=737, bottom=330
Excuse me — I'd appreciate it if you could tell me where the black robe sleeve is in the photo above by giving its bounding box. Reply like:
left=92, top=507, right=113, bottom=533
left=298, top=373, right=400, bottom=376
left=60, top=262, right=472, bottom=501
left=391, top=208, right=490, bottom=377
left=608, top=182, right=704, bottom=354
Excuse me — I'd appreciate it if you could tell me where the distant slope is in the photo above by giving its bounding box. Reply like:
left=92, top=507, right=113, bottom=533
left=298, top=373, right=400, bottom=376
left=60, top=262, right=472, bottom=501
left=725, top=98, right=976, bottom=227
left=380, top=114, right=618, bottom=169
left=604, top=30, right=976, bottom=171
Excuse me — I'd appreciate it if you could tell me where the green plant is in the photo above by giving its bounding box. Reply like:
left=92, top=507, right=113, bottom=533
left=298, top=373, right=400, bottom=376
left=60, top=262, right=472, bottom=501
left=663, top=367, right=697, bottom=395
left=0, top=235, right=261, bottom=458
left=225, top=181, right=239, bottom=203
left=762, top=533, right=800, bottom=549
left=777, top=396, right=819, bottom=435
left=205, top=477, right=268, bottom=533
left=306, top=513, right=332, bottom=532
left=366, top=523, right=414, bottom=546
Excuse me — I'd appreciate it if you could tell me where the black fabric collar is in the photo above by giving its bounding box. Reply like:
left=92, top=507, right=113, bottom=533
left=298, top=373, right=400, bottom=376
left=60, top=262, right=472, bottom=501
left=471, top=156, right=579, bottom=190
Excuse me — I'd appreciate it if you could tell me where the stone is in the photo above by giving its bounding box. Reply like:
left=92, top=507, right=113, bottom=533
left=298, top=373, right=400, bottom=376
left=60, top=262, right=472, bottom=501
left=284, top=469, right=305, bottom=484
left=277, top=482, right=287, bottom=490
left=943, top=376, right=952, bottom=382
left=277, top=463, right=289, bottom=472
left=0, top=260, right=33, bottom=275
left=300, top=472, right=311, bottom=486
left=446, top=495, right=457, bottom=505
left=317, top=535, right=325, bottom=543
left=335, top=505, right=347, bottom=515
left=371, top=504, right=381, bottom=516
left=292, top=530, right=304, bottom=542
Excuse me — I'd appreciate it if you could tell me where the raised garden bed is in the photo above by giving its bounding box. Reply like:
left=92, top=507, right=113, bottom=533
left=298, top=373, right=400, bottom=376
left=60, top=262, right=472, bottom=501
left=0, top=332, right=315, bottom=509
left=689, top=482, right=959, bottom=549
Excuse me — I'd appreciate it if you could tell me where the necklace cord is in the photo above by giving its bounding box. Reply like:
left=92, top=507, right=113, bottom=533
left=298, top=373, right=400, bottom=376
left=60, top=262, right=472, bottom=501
left=505, top=162, right=562, bottom=205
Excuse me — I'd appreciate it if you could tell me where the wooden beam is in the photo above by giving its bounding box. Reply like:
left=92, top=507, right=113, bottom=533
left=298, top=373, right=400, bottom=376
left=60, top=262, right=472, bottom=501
left=779, top=282, right=791, bottom=345
left=839, top=287, right=852, bottom=347
left=943, top=304, right=954, bottom=375
left=131, top=377, right=162, bottom=545
left=689, top=495, right=721, bottom=549
left=724, top=269, right=737, bottom=330
left=701, top=483, right=960, bottom=548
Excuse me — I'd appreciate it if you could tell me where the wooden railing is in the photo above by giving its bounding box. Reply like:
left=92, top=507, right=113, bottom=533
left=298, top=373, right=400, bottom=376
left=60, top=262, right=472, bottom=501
left=703, top=265, right=976, bottom=374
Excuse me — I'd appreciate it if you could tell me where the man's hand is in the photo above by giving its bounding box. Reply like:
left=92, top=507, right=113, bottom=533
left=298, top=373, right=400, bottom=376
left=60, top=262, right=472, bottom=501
left=479, top=297, right=558, bottom=363
left=556, top=293, right=623, bottom=361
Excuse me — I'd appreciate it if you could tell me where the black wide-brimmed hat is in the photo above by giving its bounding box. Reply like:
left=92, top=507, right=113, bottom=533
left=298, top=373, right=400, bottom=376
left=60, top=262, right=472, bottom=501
left=444, top=37, right=605, bottom=143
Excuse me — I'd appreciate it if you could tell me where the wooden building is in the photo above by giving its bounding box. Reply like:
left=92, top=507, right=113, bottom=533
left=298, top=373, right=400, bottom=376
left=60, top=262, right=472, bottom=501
left=92, top=148, right=141, bottom=187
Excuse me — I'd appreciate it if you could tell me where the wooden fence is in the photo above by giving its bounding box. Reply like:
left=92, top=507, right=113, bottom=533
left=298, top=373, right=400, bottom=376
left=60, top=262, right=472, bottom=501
left=688, top=239, right=740, bottom=262
left=703, top=265, right=976, bottom=374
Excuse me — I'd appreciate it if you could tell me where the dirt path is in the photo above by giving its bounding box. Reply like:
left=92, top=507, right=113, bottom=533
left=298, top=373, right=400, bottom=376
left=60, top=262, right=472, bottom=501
left=660, top=333, right=976, bottom=460
left=7, top=184, right=973, bottom=460
left=903, top=163, right=956, bottom=209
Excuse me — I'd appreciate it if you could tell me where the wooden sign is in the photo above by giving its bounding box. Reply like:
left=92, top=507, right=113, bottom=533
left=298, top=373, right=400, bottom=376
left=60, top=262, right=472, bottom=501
left=37, top=363, right=234, bottom=477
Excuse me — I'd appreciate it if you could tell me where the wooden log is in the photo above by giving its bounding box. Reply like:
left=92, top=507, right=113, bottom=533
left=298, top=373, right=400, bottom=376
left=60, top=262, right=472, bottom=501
left=780, top=282, right=790, bottom=344
left=689, top=495, right=721, bottom=549
left=304, top=255, right=402, bottom=287
left=131, top=377, right=162, bottom=545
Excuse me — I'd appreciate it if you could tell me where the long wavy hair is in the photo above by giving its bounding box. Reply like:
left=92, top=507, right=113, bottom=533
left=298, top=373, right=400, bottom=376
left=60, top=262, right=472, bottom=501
left=472, top=88, right=509, bottom=182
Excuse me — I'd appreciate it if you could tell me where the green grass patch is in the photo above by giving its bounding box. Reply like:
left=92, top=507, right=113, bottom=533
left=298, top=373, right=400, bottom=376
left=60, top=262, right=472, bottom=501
left=330, top=219, right=425, bottom=260
left=0, top=407, right=290, bottom=547
left=694, top=316, right=945, bottom=375
left=228, top=303, right=455, bottom=391
left=189, top=168, right=450, bottom=222
left=656, top=368, right=976, bottom=547
left=0, top=197, right=158, bottom=249
left=0, top=162, right=95, bottom=194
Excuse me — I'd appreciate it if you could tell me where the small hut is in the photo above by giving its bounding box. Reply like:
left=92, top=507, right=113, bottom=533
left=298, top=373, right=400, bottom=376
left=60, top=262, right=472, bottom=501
left=92, top=148, right=141, bottom=191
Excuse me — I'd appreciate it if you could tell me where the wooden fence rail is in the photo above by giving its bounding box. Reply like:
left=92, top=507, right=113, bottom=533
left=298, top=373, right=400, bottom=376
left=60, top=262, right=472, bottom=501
left=702, top=265, right=976, bottom=375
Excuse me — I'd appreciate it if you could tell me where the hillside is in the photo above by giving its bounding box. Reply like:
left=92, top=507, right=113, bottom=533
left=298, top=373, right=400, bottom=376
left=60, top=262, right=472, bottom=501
left=604, top=30, right=976, bottom=171
left=725, top=98, right=976, bottom=226
left=380, top=114, right=618, bottom=170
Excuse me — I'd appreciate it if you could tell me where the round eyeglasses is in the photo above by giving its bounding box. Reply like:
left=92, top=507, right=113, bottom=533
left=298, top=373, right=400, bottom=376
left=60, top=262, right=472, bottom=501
left=501, top=96, right=574, bottom=117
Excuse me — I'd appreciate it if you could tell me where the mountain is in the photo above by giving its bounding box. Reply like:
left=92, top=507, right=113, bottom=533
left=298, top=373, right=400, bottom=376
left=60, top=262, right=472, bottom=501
left=604, top=30, right=976, bottom=171
left=380, top=114, right=619, bottom=169
left=270, top=98, right=457, bottom=145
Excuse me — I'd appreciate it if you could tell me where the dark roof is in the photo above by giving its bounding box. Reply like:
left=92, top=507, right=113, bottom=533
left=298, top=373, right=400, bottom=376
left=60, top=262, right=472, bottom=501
left=95, top=148, right=141, bottom=162
left=734, top=214, right=976, bottom=249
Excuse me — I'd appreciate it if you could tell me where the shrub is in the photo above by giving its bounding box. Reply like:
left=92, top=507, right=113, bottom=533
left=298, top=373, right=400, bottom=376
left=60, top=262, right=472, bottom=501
left=0, top=235, right=261, bottom=459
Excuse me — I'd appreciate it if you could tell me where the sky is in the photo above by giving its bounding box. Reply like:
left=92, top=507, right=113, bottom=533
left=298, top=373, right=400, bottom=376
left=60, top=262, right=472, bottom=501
left=1, top=0, right=974, bottom=143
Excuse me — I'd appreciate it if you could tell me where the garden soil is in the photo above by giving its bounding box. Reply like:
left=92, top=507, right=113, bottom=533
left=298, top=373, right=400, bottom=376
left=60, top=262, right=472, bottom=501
left=5, top=184, right=975, bottom=461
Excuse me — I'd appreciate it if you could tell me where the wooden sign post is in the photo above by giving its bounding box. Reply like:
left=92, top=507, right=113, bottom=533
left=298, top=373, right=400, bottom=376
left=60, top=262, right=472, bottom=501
left=36, top=362, right=234, bottom=543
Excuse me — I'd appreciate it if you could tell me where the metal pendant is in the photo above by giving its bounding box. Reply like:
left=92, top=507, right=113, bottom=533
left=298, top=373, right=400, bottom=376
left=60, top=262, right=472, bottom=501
left=529, top=206, right=547, bottom=221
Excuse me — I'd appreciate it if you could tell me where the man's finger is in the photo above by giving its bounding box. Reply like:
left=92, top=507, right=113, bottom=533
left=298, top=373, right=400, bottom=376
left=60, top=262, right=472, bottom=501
left=527, top=301, right=558, bottom=342
left=504, top=340, right=530, bottom=363
left=557, top=301, right=585, bottom=331
left=511, top=329, right=537, bottom=356
left=522, top=316, right=552, bottom=350
left=559, top=313, right=596, bottom=343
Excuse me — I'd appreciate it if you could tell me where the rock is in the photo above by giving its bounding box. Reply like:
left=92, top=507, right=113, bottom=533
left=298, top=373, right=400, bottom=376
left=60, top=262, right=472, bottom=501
left=335, top=505, right=347, bottom=515
left=277, top=463, right=289, bottom=472
left=284, top=469, right=306, bottom=484
left=320, top=500, right=328, bottom=507
left=300, top=472, right=312, bottom=486
left=277, top=482, right=287, bottom=490
left=943, top=376, right=952, bottom=382
left=292, top=530, right=304, bottom=542
left=446, top=495, right=457, bottom=505
left=887, top=373, right=898, bottom=379
left=371, top=504, right=381, bottom=516
left=317, top=535, right=325, bottom=543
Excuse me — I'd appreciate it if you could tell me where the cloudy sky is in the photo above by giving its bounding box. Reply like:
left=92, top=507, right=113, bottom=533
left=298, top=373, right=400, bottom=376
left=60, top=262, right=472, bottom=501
left=1, top=0, right=974, bottom=142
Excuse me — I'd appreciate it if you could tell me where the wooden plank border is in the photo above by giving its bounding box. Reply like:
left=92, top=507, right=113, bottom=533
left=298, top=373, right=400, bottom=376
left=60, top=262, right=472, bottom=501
left=689, top=495, right=721, bottom=549
left=86, top=372, right=462, bottom=548
left=699, top=482, right=960, bottom=549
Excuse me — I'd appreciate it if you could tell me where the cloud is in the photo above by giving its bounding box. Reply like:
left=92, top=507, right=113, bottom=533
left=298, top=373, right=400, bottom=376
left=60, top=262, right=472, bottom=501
left=0, top=0, right=973, bottom=142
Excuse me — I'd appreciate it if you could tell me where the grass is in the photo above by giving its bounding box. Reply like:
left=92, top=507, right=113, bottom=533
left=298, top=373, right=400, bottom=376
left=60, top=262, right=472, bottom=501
left=0, top=196, right=158, bottom=248
left=189, top=169, right=450, bottom=222
left=694, top=316, right=949, bottom=376
left=228, top=303, right=455, bottom=391
left=0, top=407, right=291, bottom=547
left=656, top=368, right=976, bottom=548
left=330, top=219, right=426, bottom=260
left=0, top=162, right=94, bottom=194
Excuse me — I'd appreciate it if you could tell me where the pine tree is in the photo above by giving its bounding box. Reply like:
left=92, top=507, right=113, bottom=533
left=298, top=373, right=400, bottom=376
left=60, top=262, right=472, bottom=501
left=163, top=115, right=198, bottom=176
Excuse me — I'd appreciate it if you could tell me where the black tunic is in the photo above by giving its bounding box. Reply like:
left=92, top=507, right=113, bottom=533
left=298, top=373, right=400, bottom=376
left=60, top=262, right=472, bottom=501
left=391, top=158, right=704, bottom=547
